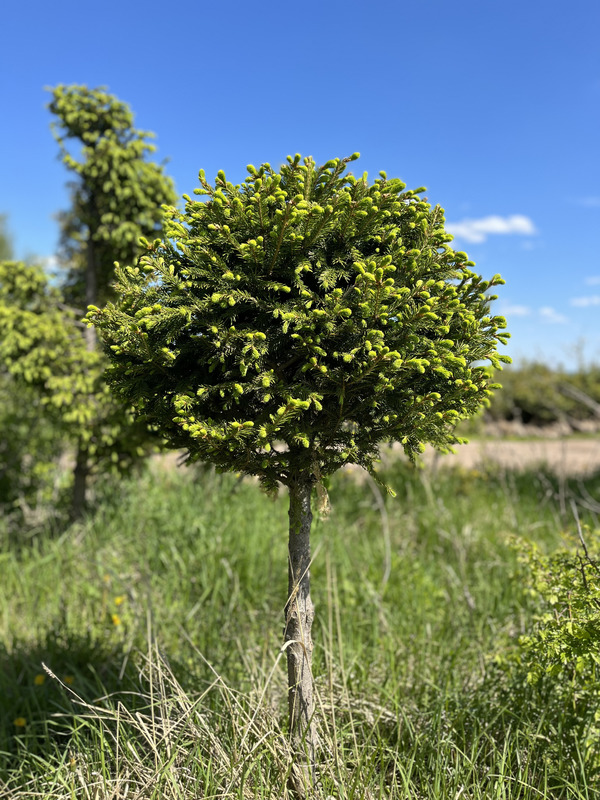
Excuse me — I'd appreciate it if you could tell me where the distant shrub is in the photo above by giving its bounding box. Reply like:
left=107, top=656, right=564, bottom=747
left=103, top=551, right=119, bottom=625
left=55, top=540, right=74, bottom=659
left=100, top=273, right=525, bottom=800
left=486, top=361, right=600, bottom=426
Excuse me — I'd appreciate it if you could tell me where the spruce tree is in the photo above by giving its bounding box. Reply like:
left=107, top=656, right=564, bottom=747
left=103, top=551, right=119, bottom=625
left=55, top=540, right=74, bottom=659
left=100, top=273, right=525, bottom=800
left=88, top=154, right=510, bottom=789
left=49, top=84, right=177, bottom=314
left=47, top=84, right=177, bottom=514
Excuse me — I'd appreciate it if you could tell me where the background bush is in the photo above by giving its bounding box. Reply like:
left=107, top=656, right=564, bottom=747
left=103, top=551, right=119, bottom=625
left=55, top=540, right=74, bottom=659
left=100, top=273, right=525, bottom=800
left=486, top=361, right=600, bottom=427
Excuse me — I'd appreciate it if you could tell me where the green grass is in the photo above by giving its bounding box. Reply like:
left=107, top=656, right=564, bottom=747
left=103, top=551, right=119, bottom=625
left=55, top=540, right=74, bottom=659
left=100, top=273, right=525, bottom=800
left=1, top=458, right=599, bottom=798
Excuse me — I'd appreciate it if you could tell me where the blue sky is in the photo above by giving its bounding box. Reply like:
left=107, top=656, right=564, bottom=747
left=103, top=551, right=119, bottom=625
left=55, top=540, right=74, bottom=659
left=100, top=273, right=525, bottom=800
left=1, top=0, right=599, bottom=367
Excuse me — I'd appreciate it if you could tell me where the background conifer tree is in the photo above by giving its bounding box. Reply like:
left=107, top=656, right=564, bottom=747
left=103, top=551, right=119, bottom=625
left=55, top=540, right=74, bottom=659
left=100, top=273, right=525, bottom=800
left=88, top=154, right=510, bottom=790
left=49, top=84, right=177, bottom=317
left=46, top=85, right=177, bottom=514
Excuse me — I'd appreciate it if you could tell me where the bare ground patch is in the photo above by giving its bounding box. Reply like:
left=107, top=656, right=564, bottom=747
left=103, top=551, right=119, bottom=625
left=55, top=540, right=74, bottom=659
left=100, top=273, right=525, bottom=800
left=154, top=436, right=600, bottom=480
left=417, top=437, right=600, bottom=476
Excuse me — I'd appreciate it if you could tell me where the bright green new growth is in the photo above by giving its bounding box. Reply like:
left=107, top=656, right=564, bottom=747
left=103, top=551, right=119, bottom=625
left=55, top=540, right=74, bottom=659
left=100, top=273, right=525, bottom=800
left=49, top=84, right=177, bottom=307
left=0, top=262, right=98, bottom=413
left=0, top=262, right=151, bottom=473
left=89, top=154, right=509, bottom=493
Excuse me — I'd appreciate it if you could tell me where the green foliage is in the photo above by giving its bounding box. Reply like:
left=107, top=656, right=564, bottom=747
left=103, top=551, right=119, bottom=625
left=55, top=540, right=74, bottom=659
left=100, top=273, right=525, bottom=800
left=48, top=84, right=177, bottom=306
left=89, top=155, right=509, bottom=492
left=0, top=220, right=66, bottom=524
left=2, top=87, right=177, bottom=523
left=487, top=360, right=600, bottom=426
left=0, top=261, right=99, bottom=414
left=0, top=84, right=180, bottom=519
left=503, top=526, right=600, bottom=768
left=518, top=531, right=600, bottom=683
left=0, top=261, right=91, bottom=522
left=0, top=214, right=13, bottom=261
left=0, top=262, right=155, bottom=524
left=0, top=375, right=66, bottom=526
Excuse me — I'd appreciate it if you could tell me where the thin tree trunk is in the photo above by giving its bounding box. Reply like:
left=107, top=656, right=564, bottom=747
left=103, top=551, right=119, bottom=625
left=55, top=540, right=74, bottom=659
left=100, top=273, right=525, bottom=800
left=72, top=440, right=89, bottom=520
left=285, top=480, right=317, bottom=793
left=72, top=233, right=97, bottom=517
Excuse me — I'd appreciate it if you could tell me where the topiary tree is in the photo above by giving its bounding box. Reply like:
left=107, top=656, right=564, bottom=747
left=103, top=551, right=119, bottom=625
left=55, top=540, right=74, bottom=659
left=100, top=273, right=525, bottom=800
left=87, top=153, right=510, bottom=789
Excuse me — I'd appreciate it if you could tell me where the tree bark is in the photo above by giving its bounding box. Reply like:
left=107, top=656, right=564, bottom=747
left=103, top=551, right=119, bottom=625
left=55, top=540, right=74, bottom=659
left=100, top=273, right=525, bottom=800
left=71, top=233, right=97, bottom=518
left=285, top=480, right=317, bottom=792
left=72, top=440, right=89, bottom=520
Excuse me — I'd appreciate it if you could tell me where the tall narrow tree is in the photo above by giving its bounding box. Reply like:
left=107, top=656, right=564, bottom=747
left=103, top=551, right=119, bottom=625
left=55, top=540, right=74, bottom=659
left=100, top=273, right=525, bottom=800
left=48, top=85, right=177, bottom=514
left=49, top=84, right=177, bottom=313
left=88, top=154, right=510, bottom=791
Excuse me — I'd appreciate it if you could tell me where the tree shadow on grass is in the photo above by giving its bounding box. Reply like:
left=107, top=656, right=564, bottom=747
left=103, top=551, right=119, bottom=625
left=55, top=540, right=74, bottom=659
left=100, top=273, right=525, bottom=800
left=0, top=627, right=146, bottom=780
left=0, top=625, right=289, bottom=798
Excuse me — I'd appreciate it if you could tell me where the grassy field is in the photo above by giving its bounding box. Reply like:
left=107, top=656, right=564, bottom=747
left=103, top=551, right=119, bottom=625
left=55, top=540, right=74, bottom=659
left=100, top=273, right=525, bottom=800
left=1, top=454, right=599, bottom=799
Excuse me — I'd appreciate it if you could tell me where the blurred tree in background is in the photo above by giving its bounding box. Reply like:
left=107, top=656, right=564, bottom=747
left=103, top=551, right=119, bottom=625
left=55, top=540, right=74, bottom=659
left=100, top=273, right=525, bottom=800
left=0, top=261, right=155, bottom=528
left=0, top=215, right=13, bottom=260
left=486, top=361, right=600, bottom=429
left=49, top=84, right=176, bottom=316
left=47, top=84, right=177, bottom=513
left=0, top=85, right=177, bottom=526
left=0, top=223, right=56, bottom=528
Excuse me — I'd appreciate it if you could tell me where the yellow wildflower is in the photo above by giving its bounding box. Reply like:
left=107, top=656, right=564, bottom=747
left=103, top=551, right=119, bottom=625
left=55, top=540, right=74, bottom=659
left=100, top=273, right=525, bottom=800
left=13, top=717, right=26, bottom=727
left=114, top=595, right=126, bottom=606
left=111, top=613, right=121, bottom=626
left=34, top=674, right=45, bottom=686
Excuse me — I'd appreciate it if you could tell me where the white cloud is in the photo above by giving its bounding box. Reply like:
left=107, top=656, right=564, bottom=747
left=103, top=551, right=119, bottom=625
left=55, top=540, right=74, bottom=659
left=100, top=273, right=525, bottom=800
left=570, top=295, right=600, bottom=307
left=446, top=215, right=537, bottom=244
left=539, top=306, right=568, bottom=324
left=499, top=304, right=569, bottom=323
left=501, top=304, right=531, bottom=317
left=584, top=276, right=600, bottom=286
